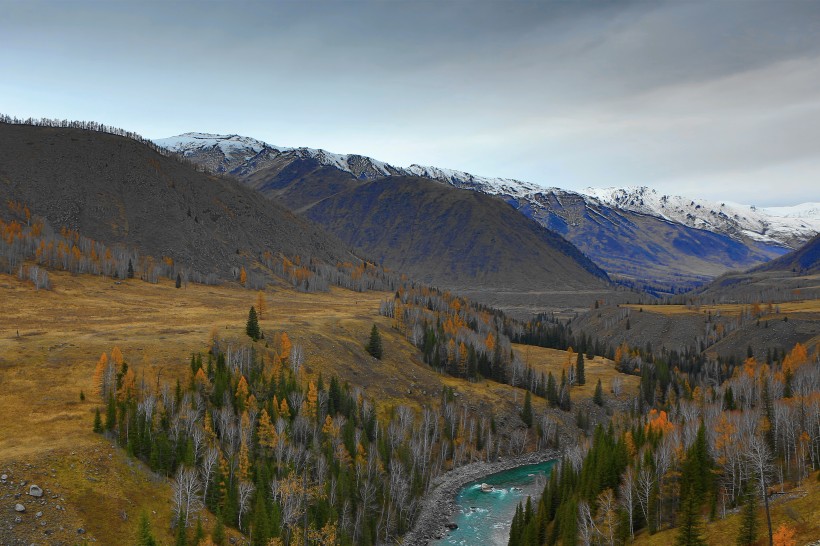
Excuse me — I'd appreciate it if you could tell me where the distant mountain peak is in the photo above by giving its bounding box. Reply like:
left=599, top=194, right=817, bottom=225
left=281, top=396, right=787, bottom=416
left=154, top=132, right=820, bottom=253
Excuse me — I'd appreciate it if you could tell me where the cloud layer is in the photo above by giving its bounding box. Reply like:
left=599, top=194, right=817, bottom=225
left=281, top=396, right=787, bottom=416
left=1, top=1, right=818, bottom=205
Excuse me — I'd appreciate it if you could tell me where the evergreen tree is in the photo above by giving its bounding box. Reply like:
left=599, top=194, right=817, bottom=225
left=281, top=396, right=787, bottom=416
left=175, top=513, right=188, bottom=546
left=127, top=258, right=135, bottom=279
left=675, top=486, right=706, bottom=546
left=366, top=324, right=383, bottom=359
left=736, top=483, right=758, bottom=546
left=93, top=407, right=103, bottom=433
left=137, top=512, right=158, bottom=546
left=212, top=513, right=226, bottom=545
left=546, top=372, right=558, bottom=407
left=176, top=273, right=182, bottom=289
left=521, top=390, right=533, bottom=428
left=245, top=306, right=261, bottom=341
left=192, top=518, right=205, bottom=545
left=576, top=352, right=586, bottom=385
left=105, top=395, right=116, bottom=431
left=593, top=379, right=604, bottom=406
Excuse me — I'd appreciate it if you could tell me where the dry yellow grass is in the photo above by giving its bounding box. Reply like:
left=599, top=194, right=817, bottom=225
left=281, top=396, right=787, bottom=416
left=0, top=270, right=572, bottom=543
left=635, top=471, right=820, bottom=546
left=622, top=299, right=820, bottom=318
left=512, top=344, right=640, bottom=400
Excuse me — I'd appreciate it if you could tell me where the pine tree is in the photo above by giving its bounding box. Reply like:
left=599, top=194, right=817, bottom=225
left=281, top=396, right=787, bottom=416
left=193, top=518, right=205, bottom=545
left=176, top=273, right=182, bottom=289
left=245, top=306, right=260, bottom=341
left=366, top=324, right=383, bottom=359
left=675, top=485, right=706, bottom=546
left=175, top=512, right=188, bottom=546
left=93, top=407, right=102, bottom=433
left=127, top=259, right=134, bottom=279
left=736, top=482, right=758, bottom=546
left=212, top=514, right=226, bottom=545
left=593, top=379, right=604, bottom=406
left=137, top=512, right=158, bottom=546
left=576, top=352, right=586, bottom=385
left=521, top=390, right=533, bottom=428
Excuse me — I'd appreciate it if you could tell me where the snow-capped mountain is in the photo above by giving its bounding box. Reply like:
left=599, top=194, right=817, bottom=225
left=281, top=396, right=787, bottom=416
left=154, top=132, right=819, bottom=292
left=581, top=186, right=820, bottom=250
left=155, top=132, right=402, bottom=181
left=156, top=133, right=819, bottom=251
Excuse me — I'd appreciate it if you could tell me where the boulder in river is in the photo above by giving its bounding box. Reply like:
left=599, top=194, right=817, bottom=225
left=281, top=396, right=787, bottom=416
left=445, top=522, right=459, bottom=530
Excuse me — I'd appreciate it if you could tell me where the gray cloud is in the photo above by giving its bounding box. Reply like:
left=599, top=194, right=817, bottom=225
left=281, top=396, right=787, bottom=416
left=1, top=0, right=818, bottom=205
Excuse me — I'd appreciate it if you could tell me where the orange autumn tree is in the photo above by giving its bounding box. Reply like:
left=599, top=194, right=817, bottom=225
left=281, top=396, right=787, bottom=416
left=239, top=266, right=247, bottom=286
left=773, top=523, right=796, bottom=546
left=93, top=352, right=108, bottom=396
left=646, top=409, right=675, bottom=435
left=256, top=291, right=267, bottom=320
left=782, top=342, right=809, bottom=373
left=279, top=332, right=292, bottom=363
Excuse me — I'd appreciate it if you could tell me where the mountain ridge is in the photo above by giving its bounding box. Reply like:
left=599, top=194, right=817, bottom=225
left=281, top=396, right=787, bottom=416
left=155, top=132, right=818, bottom=292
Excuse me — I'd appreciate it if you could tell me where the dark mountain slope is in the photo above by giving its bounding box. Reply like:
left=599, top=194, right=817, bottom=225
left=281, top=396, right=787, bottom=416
left=0, top=124, right=351, bottom=278
left=753, top=233, right=820, bottom=274
left=303, top=176, right=609, bottom=293
left=506, top=190, right=785, bottom=293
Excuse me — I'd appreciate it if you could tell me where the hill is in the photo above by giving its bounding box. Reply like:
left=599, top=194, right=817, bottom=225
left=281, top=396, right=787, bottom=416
left=0, top=266, right=637, bottom=545
left=0, top=123, right=353, bottom=282
left=156, top=133, right=819, bottom=294
left=157, top=134, right=633, bottom=316
left=754, top=233, right=820, bottom=274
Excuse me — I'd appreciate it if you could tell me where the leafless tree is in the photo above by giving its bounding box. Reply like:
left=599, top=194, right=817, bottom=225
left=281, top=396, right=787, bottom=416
left=237, top=480, right=255, bottom=532
left=199, top=447, right=218, bottom=504
left=746, top=435, right=775, bottom=546
left=172, top=467, right=203, bottom=528
left=619, top=466, right=636, bottom=539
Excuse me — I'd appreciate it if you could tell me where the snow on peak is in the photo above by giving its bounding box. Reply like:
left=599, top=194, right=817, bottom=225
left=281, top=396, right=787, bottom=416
left=153, top=132, right=819, bottom=249
left=580, top=186, right=820, bottom=247
left=406, top=164, right=545, bottom=198
left=154, top=133, right=396, bottom=178
left=155, top=132, right=271, bottom=158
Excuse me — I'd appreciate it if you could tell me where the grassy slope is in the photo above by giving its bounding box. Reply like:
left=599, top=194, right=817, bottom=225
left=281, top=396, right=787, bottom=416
left=0, top=270, right=639, bottom=544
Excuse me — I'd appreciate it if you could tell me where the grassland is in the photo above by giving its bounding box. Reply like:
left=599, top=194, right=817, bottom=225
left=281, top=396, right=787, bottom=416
left=622, top=299, right=820, bottom=318
left=512, top=344, right=640, bottom=399
left=0, top=270, right=640, bottom=544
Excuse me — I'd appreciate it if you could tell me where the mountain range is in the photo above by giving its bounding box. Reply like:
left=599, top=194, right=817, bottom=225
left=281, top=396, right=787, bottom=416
left=0, top=122, right=616, bottom=316
left=156, top=132, right=820, bottom=293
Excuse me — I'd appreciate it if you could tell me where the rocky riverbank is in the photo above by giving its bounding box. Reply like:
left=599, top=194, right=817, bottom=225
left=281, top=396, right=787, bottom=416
left=401, top=450, right=561, bottom=545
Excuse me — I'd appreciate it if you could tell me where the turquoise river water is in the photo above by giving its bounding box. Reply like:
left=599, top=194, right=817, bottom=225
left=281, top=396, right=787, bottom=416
left=434, top=460, right=556, bottom=545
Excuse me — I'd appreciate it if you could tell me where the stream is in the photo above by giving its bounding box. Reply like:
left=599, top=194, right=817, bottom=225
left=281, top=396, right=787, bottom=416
left=433, top=460, right=556, bottom=545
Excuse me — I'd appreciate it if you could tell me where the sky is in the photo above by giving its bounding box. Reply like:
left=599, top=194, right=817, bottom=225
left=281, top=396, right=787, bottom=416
left=2, top=0, right=819, bottom=206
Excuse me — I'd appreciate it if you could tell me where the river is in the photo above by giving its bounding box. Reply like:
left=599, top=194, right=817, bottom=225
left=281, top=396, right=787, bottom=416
left=433, top=460, right=556, bottom=545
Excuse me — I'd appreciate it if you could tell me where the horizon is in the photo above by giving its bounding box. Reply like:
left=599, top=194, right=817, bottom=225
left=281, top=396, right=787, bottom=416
left=3, top=1, right=820, bottom=206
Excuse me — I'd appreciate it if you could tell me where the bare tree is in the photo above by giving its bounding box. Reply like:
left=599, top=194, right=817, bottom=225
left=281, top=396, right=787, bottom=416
left=237, top=480, right=255, bottom=532
left=199, top=447, right=218, bottom=504
left=290, top=343, right=305, bottom=376
left=172, top=467, right=203, bottom=528
left=746, top=435, right=775, bottom=546
left=636, top=467, right=653, bottom=527
left=619, top=466, right=636, bottom=539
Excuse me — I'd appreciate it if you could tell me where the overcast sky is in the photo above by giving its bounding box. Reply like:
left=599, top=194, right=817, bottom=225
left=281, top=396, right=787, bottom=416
left=2, top=0, right=819, bottom=206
